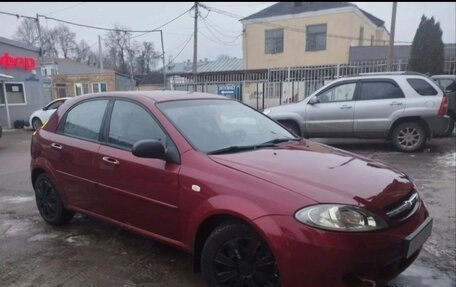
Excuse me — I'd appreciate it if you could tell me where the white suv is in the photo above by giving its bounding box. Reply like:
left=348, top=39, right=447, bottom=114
left=264, top=72, right=450, bottom=152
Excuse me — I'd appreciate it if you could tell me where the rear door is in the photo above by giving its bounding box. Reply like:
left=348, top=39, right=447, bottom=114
left=305, top=81, right=357, bottom=137
left=47, top=99, right=109, bottom=213
left=354, top=79, right=405, bottom=137
left=96, top=99, right=181, bottom=240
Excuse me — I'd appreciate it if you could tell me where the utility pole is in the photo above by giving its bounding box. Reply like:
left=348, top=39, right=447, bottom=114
left=387, top=2, right=397, bottom=72
left=36, top=14, right=43, bottom=57
left=192, top=2, right=198, bottom=78
left=160, top=30, right=166, bottom=89
left=128, top=35, right=135, bottom=90
left=98, top=35, right=104, bottom=70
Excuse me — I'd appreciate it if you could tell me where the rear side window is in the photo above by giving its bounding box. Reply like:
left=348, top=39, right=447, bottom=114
left=108, top=100, right=166, bottom=150
left=62, top=100, right=108, bottom=141
left=407, top=79, right=438, bottom=96
left=359, top=81, right=404, bottom=100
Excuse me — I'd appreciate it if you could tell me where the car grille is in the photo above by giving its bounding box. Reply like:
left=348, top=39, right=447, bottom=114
left=384, top=190, right=419, bottom=221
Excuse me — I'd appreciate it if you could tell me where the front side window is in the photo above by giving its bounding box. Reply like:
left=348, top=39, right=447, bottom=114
left=108, top=100, right=166, bottom=150
left=306, top=24, right=327, bottom=51
left=0, top=83, right=26, bottom=104
left=359, top=81, right=404, bottom=100
left=74, top=83, right=89, bottom=96
left=265, top=28, right=284, bottom=54
left=317, top=83, right=356, bottom=103
left=407, top=79, right=438, bottom=96
left=92, top=82, right=107, bottom=93
left=158, top=100, right=295, bottom=153
left=62, top=100, right=108, bottom=141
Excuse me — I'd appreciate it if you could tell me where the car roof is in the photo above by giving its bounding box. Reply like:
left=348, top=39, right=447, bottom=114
left=72, top=90, right=227, bottom=103
left=431, top=75, right=456, bottom=80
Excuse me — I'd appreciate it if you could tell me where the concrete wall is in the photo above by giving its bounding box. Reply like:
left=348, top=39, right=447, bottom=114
left=242, top=8, right=389, bottom=69
left=0, top=42, right=50, bottom=128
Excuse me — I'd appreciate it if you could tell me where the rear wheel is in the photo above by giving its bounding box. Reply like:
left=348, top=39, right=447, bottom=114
left=201, top=223, right=280, bottom=287
left=32, top=117, right=43, bottom=131
left=34, top=173, right=74, bottom=225
left=391, top=122, right=426, bottom=152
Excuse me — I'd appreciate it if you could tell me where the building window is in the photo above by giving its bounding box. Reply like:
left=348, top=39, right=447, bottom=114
left=56, top=83, right=67, bottom=98
left=92, top=82, right=107, bottom=93
left=306, top=24, right=327, bottom=51
left=370, top=35, right=374, bottom=46
left=265, top=28, right=284, bottom=54
left=0, top=83, right=26, bottom=105
left=359, top=26, right=364, bottom=46
left=74, top=83, right=89, bottom=96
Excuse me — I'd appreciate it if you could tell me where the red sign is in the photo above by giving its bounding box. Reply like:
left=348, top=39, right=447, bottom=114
left=0, top=53, right=36, bottom=71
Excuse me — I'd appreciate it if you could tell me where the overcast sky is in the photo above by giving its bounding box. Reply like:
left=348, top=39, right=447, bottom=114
left=0, top=2, right=455, bottom=66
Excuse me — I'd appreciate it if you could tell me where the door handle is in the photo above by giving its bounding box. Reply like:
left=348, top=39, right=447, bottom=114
left=50, top=143, right=63, bottom=150
left=102, top=156, right=120, bottom=166
left=340, top=105, right=352, bottom=109
left=390, top=101, right=403, bottom=106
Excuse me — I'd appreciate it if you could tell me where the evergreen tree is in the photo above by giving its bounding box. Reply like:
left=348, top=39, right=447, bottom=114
left=408, top=15, right=445, bottom=74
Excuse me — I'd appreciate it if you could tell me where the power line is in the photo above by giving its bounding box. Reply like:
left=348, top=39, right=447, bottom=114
left=167, top=33, right=194, bottom=66
left=199, top=29, right=242, bottom=47
left=201, top=18, right=242, bottom=45
left=130, top=6, right=194, bottom=39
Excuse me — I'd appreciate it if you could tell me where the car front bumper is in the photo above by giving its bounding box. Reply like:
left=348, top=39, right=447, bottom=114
left=253, top=202, right=430, bottom=287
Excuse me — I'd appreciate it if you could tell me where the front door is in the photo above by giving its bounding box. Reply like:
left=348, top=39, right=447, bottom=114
left=97, top=100, right=181, bottom=241
left=305, top=82, right=357, bottom=137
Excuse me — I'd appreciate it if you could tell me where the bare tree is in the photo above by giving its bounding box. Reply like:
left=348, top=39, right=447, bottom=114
left=53, top=24, right=76, bottom=59
left=135, top=41, right=160, bottom=74
left=41, top=28, right=59, bottom=58
left=74, top=40, right=98, bottom=66
left=104, top=24, right=131, bottom=74
left=13, top=18, right=40, bottom=47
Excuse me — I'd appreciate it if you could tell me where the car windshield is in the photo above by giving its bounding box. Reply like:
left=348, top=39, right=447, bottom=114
left=157, top=99, right=298, bottom=154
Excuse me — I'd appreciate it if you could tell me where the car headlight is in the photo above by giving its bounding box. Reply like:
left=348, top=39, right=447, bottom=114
left=263, top=109, right=271, bottom=115
left=295, top=204, right=388, bottom=232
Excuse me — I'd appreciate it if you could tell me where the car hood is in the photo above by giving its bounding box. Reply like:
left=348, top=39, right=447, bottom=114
left=209, top=141, right=413, bottom=212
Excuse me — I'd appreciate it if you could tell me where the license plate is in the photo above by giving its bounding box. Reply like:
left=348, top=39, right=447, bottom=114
left=404, top=217, right=433, bottom=259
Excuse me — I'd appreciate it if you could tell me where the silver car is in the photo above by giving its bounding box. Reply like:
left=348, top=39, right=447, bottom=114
left=264, top=72, right=450, bottom=152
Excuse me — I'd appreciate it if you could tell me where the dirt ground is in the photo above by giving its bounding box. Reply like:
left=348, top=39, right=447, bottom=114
left=0, top=129, right=454, bottom=287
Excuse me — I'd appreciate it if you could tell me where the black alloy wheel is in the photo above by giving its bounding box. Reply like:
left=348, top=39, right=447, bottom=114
left=202, top=223, right=280, bottom=287
left=34, top=173, right=74, bottom=225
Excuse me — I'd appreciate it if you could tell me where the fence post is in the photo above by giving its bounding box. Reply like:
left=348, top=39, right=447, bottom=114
left=336, top=64, right=340, bottom=79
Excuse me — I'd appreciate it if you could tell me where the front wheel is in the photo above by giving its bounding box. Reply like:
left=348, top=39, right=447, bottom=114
left=391, top=122, right=426, bottom=152
left=32, top=117, right=43, bottom=131
left=34, top=173, right=74, bottom=225
left=280, top=121, right=301, bottom=137
left=201, top=223, right=280, bottom=287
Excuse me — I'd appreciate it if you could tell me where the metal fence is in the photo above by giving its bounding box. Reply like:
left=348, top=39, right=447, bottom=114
left=170, top=58, right=456, bottom=111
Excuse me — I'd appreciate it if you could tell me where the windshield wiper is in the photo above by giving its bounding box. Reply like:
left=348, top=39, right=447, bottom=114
left=259, top=137, right=301, bottom=145
left=207, top=145, right=260, bottom=155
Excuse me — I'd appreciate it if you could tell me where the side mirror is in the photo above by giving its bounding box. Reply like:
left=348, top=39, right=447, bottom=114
left=308, top=97, right=319, bottom=105
left=132, top=140, right=166, bottom=160
left=42, top=106, right=47, bottom=111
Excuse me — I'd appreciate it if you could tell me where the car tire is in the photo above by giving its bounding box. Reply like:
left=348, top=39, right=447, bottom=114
left=391, top=122, right=427, bottom=152
left=201, top=222, right=280, bottom=287
left=32, top=117, right=43, bottom=131
left=34, top=173, right=74, bottom=226
left=281, top=120, right=301, bottom=137
left=437, top=118, right=455, bottom=137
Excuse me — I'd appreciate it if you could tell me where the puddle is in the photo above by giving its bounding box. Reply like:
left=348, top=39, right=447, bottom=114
left=387, top=264, right=455, bottom=287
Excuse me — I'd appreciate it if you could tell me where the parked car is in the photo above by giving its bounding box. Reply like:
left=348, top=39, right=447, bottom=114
left=263, top=72, right=450, bottom=152
left=431, top=74, right=456, bottom=136
left=31, top=91, right=432, bottom=287
left=28, top=97, right=71, bottom=130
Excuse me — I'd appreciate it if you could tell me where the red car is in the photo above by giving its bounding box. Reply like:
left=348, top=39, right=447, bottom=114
left=31, top=91, right=432, bottom=287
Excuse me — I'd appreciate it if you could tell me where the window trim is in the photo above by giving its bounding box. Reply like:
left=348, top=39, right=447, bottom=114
left=305, top=23, right=327, bottom=52
left=357, top=79, right=405, bottom=101
left=0, top=82, right=27, bottom=106
left=56, top=97, right=110, bottom=144
left=264, top=28, right=284, bottom=55
left=313, top=80, right=359, bottom=103
left=92, top=82, right=108, bottom=93
left=100, top=98, right=181, bottom=163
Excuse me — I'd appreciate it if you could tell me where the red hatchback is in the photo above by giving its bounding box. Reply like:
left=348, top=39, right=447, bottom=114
left=31, top=91, right=432, bottom=287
